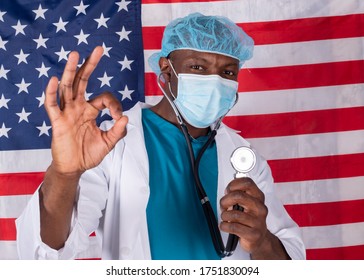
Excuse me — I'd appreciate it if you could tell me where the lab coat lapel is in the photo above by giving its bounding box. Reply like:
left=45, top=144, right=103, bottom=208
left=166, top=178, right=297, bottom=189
left=118, top=104, right=151, bottom=259
left=215, top=125, right=238, bottom=223
left=215, top=124, right=251, bottom=260
left=215, top=124, right=252, bottom=205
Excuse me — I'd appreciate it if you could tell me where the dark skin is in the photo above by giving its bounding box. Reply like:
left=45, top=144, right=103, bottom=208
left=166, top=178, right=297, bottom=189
left=155, top=50, right=290, bottom=259
left=39, top=46, right=290, bottom=259
left=151, top=50, right=239, bottom=138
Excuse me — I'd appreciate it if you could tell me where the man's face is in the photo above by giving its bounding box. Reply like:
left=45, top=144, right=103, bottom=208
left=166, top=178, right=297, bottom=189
left=161, top=49, right=240, bottom=96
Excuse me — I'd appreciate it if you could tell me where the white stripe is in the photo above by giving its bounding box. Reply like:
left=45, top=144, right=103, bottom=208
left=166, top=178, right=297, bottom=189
left=245, top=37, right=364, bottom=68
left=144, top=62, right=364, bottom=116
left=247, top=130, right=364, bottom=161
left=302, top=222, right=364, bottom=249
left=6, top=181, right=362, bottom=233
left=145, top=95, right=163, bottom=106
left=144, top=37, right=364, bottom=71
left=0, top=149, right=51, bottom=173
left=0, top=195, right=31, bottom=218
left=13, top=130, right=364, bottom=173
left=142, top=0, right=364, bottom=26
left=229, top=83, right=364, bottom=116
left=144, top=51, right=156, bottom=73
left=0, top=241, right=18, bottom=260
left=275, top=177, right=364, bottom=205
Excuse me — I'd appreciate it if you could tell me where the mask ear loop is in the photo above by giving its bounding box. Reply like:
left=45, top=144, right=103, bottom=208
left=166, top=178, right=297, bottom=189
left=156, top=72, right=184, bottom=126
left=167, top=58, right=179, bottom=79
left=166, top=59, right=179, bottom=100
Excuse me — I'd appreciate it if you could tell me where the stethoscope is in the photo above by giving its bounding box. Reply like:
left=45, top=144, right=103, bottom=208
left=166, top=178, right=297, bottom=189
left=157, top=73, right=257, bottom=258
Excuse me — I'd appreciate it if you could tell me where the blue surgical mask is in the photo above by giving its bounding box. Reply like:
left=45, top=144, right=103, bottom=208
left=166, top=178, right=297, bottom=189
left=168, top=62, right=238, bottom=128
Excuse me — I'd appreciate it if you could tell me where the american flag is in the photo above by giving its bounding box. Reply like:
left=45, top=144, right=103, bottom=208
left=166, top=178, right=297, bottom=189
left=1, top=0, right=364, bottom=260
left=0, top=0, right=144, bottom=259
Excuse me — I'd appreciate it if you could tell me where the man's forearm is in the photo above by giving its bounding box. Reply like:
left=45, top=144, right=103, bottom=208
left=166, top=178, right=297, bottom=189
left=39, top=165, right=81, bottom=250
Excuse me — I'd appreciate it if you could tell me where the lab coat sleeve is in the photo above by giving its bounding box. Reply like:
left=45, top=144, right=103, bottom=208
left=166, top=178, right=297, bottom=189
left=16, top=151, right=113, bottom=260
left=16, top=185, right=93, bottom=259
left=217, top=126, right=306, bottom=260
left=252, top=152, right=306, bottom=260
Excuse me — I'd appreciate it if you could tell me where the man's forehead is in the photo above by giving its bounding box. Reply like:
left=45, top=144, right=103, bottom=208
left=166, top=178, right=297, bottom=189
left=169, top=49, right=239, bottom=65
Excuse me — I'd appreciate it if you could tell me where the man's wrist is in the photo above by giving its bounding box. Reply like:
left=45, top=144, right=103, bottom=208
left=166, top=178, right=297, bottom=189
left=47, top=162, right=83, bottom=182
left=250, top=231, right=291, bottom=260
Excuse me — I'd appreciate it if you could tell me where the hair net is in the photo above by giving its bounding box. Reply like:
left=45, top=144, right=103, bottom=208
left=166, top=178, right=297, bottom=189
left=148, top=12, right=254, bottom=75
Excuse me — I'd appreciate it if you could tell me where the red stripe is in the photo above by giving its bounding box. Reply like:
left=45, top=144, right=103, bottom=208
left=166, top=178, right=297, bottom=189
left=142, top=14, right=364, bottom=49
left=0, top=218, right=16, bottom=241
left=143, top=26, right=164, bottom=51
left=268, top=153, right=364, bottom=183
left=144, top=73, right=160, bottom=96
left=238, top=60, right=364, bottom=92
left=241, top=13, right=364, bottom=45
left=223, top=107, right=364, bottom=139
left=307, top=244, right=364, bottom=260
left=3, top=215, right=363, bottom=259
left=4, top=155, right=361, bottom=196
left=0, top=172, right=44, bottom=196
left=284, top=199, right=364, bottom=227
left=145, top=60, right=364, bottom=95
left=0, top=218, right=98, bottom=242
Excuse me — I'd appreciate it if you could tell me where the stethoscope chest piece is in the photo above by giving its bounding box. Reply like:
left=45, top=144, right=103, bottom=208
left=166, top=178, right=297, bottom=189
left=230, top=146, right=257, bottom=178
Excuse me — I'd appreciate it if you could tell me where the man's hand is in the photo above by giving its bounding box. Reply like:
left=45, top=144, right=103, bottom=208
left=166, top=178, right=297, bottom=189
left=45, top=46, right=128, bottom=176
left=220, top=178, right=290, bottom=259
left=40, top=46, right=128, bottom=250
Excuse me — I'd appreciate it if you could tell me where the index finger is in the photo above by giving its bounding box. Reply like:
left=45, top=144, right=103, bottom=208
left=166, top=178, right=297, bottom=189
left=59, top=51, right=79, bottom=110
left=88, top=92, right=123, bottom=120
left=225, top=178, right=264, bottom=201
left=73, top=46, right=104, bottom=100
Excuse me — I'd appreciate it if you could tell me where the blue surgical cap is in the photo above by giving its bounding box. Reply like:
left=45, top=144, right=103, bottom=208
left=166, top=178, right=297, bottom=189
left=148, top=12, right=254, bottom=75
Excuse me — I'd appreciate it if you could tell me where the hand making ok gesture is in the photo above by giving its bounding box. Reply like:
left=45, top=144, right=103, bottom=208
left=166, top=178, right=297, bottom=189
left=45, top=46, right=128, bottom=176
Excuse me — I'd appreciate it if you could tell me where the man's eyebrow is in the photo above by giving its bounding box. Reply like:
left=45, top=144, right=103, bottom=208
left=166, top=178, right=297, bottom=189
left=184, top=57, right=237, bottom=66
left=183, top=56, right=209, bottom=62
left=224, top=62, right=239, bottom=67
left=178, top=53, right=239, bottom=67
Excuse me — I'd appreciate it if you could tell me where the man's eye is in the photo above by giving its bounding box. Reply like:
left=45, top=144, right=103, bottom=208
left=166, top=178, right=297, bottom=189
left=191, top=65, right=203, bottom=70
left=224, top=70, right=236, bottom=76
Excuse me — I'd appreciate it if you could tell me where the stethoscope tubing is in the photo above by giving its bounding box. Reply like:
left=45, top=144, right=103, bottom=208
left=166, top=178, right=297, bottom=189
left=181, top=124, right=240, bottom=258
left=157, top=73, right=241, bottom=257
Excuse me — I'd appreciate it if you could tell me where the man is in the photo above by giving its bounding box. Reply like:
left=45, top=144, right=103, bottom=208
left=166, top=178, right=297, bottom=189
left=16, top=13, right=305, bottom=260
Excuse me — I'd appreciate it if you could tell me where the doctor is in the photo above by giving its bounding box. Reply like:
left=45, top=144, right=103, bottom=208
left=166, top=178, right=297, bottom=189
left=16, top=13, right=305, bottom=260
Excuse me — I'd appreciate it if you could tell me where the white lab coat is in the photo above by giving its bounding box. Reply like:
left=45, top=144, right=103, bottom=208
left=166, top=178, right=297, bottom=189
left=16, top=102, right=306, bottom=260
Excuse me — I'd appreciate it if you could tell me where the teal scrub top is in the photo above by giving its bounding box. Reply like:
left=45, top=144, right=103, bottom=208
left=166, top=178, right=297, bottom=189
left=142, top=108, right=220, bottom=260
